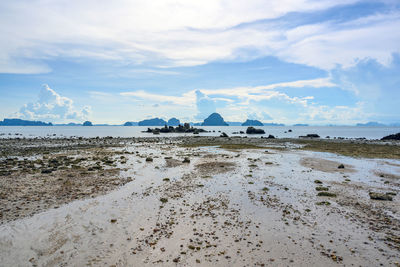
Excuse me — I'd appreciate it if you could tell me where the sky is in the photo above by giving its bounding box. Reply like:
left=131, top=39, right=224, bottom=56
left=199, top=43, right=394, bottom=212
left=0, top=0, right=399, bottom=125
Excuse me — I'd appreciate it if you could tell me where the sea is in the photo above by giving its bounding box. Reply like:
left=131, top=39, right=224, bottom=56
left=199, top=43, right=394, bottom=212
left=0, top=126, right=399, bottom=140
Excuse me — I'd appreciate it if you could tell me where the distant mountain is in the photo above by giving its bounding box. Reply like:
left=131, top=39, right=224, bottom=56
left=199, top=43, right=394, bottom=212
left=264, top=122, right=285, bottom=126
left=138, top=118, right=167, bottom=126
left=226, top=122, right=242, bottom=126
left=0, top=118, right=52, bottom=126
left=201, top=113, right=229, bottom=126
left=167, top=118, right=180, bottom=126
left=124, top=121, right=138, bottom=126
left=242, top=119, right=263, bottom=126
left=356, top=121, right=385, bottom=127
left=54, top=122, right=81, bottom=126
left=389, top=123, right=400, bottom=127
left=293, top=124, right=308, bottom=126
left=82, top=121, right=93, bottom=126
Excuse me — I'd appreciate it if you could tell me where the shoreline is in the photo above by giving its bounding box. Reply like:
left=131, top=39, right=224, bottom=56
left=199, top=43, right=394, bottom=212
left=1, top=136, right=399, bottom=266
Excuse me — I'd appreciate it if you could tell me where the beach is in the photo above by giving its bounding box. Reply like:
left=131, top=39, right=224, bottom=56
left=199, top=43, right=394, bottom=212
left=0, top=136, right=399, bottom=266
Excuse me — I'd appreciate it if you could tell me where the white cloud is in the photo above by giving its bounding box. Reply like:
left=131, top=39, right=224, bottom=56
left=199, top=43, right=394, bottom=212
left=195, top=90, right=216, bottom=120
left=201, top=77, right=335, bottom=98
left=120, top=77, right=334, bottom=106
left=279, top=14, right=400, bottom=69
left=15, top=84, right=91, bottom=122
left=120, top=90, right=196, bottom=106
left=300, top=102, right=367, bottom=123
left=247, top=112, right=273, bottom=121
left=2, top=0, right=391, bottom=73
left=118, top=77, right=366, bottom=123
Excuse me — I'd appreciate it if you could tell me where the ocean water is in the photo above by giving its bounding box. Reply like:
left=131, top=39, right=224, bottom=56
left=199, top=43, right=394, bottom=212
left=0, top=126, right=399, bottom=140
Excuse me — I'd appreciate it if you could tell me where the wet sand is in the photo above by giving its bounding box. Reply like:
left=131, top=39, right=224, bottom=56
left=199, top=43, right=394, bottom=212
left=0, top=136, right=399, bottom=266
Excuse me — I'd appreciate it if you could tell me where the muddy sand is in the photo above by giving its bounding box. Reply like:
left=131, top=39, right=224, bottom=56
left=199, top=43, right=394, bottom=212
left=0, top=136, right=399, bottom=266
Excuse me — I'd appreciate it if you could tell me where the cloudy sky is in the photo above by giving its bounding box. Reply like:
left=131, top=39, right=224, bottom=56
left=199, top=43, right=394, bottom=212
left=0, top=0, right=399, bottom=124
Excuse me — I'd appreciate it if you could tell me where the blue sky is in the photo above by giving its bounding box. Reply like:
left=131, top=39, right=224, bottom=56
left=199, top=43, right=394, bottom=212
left=0, top=0, right=399, bottom=125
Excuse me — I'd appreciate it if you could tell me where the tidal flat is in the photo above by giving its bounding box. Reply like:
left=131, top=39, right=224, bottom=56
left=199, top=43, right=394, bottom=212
left=0, top=136, right=399, bottom=266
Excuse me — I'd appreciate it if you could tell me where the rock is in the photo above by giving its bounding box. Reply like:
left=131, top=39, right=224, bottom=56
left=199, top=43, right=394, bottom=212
left=381, top=132, right=400, bottom=141
left=299, top=134, right=320, bottom=138
left=182, top=157, right=190, bottom=163
left=110, top=219, right=117, bottom=223
left=317, top=192, right=337, bottom=197
left=146, top=157, right=153, bottom=162
left=220, top=132, right=229, bottom=137
left=338, top=164, right=345, bottom=169
left=267, top=134, right=275, bottom=139
left=41, top=169, right=52, bottom=174
left=316, top=201, right=331, bottom=206
left=369, top=192, right=393, bottom=201
left=143, top=124, right=206, bottom=134
left=160, top=125, right=176, bottom=133
left=246, top=127, right=265, bottom=134
left=160, top=197, right=168, bottom=203
left=288, top=129, right=292, bottom=132
left=316, top=186, right=329, bottom=191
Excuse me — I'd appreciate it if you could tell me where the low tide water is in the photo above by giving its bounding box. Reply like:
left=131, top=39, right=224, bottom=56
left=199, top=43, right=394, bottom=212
left=1, top=126, right=399, bottom=140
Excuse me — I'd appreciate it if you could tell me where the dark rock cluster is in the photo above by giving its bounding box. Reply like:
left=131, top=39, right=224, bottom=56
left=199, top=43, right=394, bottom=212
left=381, top=132, right=400, bottom=141
left=299, top=134, right=320, bottom=138
left=144, top=124, right=207, bottom=134
left=246, top=127, right=265, bottom=134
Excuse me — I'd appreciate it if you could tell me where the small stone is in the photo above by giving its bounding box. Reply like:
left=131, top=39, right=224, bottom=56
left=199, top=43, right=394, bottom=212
left=160, top=197, right=168, bottom=203
left=369, top=192, right=393, bottom=201
left=317, top=192, right=337, bottom=197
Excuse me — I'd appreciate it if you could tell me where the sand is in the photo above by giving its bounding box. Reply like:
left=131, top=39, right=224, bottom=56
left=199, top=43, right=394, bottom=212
left=0, top=136, right=399, bottom=266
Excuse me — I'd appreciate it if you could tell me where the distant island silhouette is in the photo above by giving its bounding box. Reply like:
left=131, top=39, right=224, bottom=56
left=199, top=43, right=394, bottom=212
left=82, top=121, right=93, bottom=126
left=1, top=116, right=398, bottom=127
left=241, top=119, right=263, bottom=126
left=201, top=113, right=229, bottom=126
left=0, top=118, right=53, bottom=126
